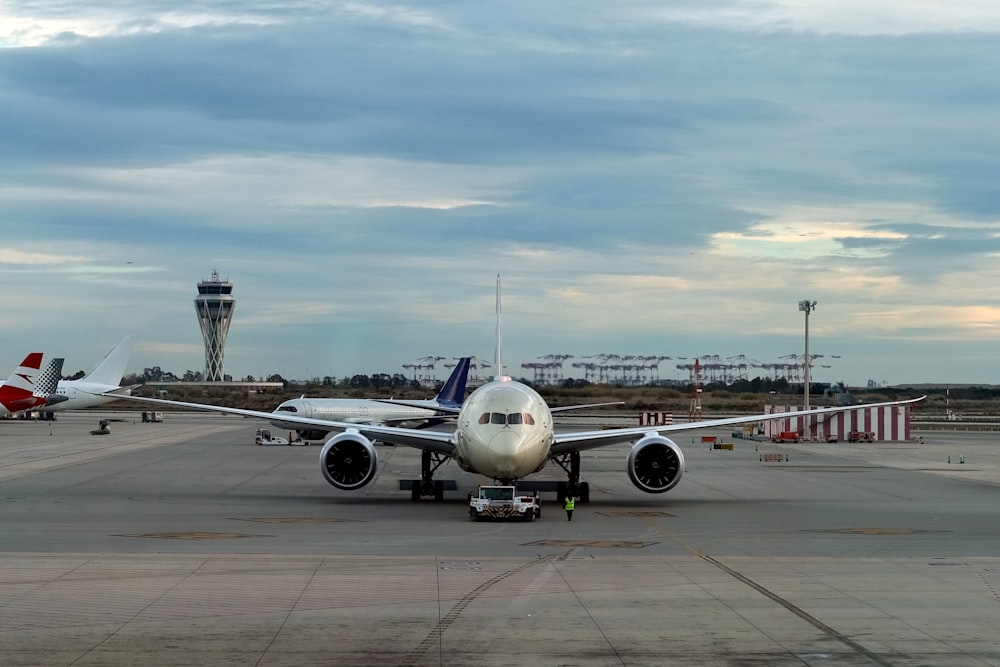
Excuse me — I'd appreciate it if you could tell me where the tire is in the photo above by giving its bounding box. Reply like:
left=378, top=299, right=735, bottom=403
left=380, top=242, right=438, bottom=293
left=411, top=483, right=421, bottom=502
left=579, top=482, right=590, bottom=504
left=433, top=480, right=444, bottom=502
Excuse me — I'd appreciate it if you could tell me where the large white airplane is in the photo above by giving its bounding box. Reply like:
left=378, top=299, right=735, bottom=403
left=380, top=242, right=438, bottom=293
left=269, top=357, right=474, bottom=439
left=46, top=336, right=136, bottom=411
left=105, top=279, right=923, bottom=502
left=272, top=356, right=622, bottom=440
left=0, top=354, right=65, bottom=416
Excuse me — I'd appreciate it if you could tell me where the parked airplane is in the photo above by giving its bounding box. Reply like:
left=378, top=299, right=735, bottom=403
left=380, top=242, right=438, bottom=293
left=269, top=357, right=473, bottom=439
left=46, top=336, right=136, bottom=411
left=0, top=354, right=64, bottom=415
left=37, top=357, right=67, bottom=408
left=272, top=356, right=621, bottom=440
left=105, top=278, right=923, bottom=502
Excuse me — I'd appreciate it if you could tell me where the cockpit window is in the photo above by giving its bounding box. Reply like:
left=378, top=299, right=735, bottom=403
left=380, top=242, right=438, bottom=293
left=277, top=406, right=297, bottom=413
left=478, top=412, right=536, bottom=425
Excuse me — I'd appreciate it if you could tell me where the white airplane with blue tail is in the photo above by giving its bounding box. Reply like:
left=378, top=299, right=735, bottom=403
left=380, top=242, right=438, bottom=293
left=106, top=280, right=923, bottom=503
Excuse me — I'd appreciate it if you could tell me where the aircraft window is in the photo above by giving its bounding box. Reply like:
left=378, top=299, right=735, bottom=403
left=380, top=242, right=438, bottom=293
left=507, top=413, right=522, bottom=425
left=479, top=413, right=490, bottom=424
left=490, top=413, right=506, bottom=425
left=277, top=406, right=297, bottom=413
left=524, top=413, right=535, bottom=425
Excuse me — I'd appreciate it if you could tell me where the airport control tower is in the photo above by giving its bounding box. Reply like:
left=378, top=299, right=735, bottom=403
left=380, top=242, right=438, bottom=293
left=194, top=270, right=235, bottom=382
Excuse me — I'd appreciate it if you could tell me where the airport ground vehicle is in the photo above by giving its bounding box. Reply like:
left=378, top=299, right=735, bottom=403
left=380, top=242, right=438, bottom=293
left=848, top=430, right=875, bottom=443
left=771, top=431, right=800, bottom=443
left=141, top=411, right=163, bottom=423
left=469, top=485, right=541, bottom=521
left=255, top=428, right=305, bottom=446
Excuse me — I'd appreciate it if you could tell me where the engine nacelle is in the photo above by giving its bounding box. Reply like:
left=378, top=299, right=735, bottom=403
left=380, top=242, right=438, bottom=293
left=320, top=431, right=378, bottom=490
left=297, top=429, right=331, bottom=441
left=627, top=434, right=685, bottom=493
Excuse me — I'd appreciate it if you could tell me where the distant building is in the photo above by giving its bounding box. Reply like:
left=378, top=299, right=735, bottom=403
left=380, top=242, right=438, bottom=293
left=194, top=270, right=235, bottom=382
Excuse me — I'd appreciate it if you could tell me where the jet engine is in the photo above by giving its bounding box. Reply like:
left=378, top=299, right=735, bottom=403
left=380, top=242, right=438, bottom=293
left=297, top=429, right=330, bottom=441
left=626, top=435, right=685, bottom=493
left=320, top=431, right=378, bottom=490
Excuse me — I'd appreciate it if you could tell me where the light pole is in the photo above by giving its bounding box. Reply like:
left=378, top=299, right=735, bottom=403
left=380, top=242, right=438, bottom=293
left=798, top=300, right=817, bottom=414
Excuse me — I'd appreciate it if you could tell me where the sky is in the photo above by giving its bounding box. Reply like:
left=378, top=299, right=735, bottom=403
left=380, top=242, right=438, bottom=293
left=3, top=1, right=1000, bottom=387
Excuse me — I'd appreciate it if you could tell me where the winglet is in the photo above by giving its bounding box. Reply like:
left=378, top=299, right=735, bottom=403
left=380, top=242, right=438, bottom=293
left=436, top=357, right=471, bottom=408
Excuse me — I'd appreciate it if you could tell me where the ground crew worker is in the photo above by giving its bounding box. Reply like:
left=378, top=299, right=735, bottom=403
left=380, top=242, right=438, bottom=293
left=564, top=495, right=575, bottom=521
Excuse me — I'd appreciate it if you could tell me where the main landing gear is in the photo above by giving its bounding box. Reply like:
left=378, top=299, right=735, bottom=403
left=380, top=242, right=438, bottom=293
left=552, top=451, right=590, bottom=504
left=411, top=450, right=447, bottom=502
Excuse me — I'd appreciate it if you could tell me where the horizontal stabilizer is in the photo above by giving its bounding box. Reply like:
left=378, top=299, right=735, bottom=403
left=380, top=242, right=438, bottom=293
left=104, top=384, right=140, bottom=396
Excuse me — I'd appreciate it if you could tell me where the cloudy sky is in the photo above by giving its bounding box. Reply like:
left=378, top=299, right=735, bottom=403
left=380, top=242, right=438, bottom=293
left=3, top=1, right=1000, bottom=387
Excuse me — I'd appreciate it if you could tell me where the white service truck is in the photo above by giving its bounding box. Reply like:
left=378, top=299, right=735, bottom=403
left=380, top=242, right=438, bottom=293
left=469, top=485, right=541, bottom=521
left=255, top=428, right=305, bottom=446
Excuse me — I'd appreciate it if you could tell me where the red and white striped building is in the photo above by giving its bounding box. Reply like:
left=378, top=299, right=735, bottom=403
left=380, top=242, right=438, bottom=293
left=763, top=404, right=912, bottom=441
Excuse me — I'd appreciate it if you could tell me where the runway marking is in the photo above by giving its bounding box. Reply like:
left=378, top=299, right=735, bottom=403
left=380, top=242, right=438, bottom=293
left=235, top=516, right=356, bottom=524
left=639, top=517, right=898, bottom=667
left=116, top=532, right=265, bottom=540
left=979, top=573, right=1000, bottom=604
left=806, top=527, right=947, bottom=535
left=597, top=510, right=674, bottom=518
left=525, top=539, right=657, bottom=549
left=397, top=554, right=561, bottom=667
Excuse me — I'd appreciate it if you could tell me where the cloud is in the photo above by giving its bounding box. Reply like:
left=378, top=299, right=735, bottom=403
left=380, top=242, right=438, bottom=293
left=2, top=2, right=1000, bottom=384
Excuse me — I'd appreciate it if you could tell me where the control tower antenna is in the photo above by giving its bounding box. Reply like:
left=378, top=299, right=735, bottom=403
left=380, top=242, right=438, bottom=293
left=194, top=270, right=235, bottom=382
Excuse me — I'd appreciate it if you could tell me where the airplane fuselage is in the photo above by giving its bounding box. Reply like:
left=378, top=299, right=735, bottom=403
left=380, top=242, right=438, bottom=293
left=270, top=398, right=442, bottom=430
left=453, top=377, right=553, bottom=481
left=48, top=381, right=129, bottom=411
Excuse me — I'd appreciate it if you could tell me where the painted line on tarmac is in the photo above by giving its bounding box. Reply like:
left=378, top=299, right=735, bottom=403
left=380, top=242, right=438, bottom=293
left=641, top=517, right=896, bottom=667
left=397, top=553, right=568, bottom=667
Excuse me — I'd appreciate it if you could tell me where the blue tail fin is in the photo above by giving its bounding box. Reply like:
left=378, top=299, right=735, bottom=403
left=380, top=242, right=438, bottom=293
left=436, top=357, right=471, bottom=408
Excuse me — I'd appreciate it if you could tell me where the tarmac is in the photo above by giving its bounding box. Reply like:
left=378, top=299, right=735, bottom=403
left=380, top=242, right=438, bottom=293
left=2, top=411, right=1000, bottom=666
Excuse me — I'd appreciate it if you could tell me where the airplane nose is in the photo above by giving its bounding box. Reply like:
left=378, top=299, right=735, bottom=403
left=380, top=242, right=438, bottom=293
left=487, top=430, right=526, bottom=477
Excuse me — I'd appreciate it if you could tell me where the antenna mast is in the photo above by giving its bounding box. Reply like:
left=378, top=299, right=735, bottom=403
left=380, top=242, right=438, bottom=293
left=494, top=274, right=503, bottom=379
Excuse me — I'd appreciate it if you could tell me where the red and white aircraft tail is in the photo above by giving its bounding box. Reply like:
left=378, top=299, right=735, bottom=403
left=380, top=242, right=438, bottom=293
left=0, top=353, right=45, bottom=415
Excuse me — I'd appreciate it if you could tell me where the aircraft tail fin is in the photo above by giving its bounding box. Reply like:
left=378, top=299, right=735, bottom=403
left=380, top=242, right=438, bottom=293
left=34, top=357, right=64, bottom=398
left=82, top=336, right=135, bottom=387
left=436, top=357, right=471, bottom=408
left=0, top=352, right=44, bottom=412
left=494, top=273, right=503, bottom=380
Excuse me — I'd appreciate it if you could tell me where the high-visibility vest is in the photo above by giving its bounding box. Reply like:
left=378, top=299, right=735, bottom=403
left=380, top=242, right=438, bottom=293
left=564, top=498, right=575, bottom=510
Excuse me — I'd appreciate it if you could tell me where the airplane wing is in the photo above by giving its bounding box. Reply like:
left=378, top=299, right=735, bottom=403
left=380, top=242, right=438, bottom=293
left=373, top=398, right=624, bottom=415
left=373, top=398, right=462, bottom=415
left=99, top=393, right=457, bottom=455
left=550, top=402, right=625, bottom=413
left=549, top=396, right=925, bottom=456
